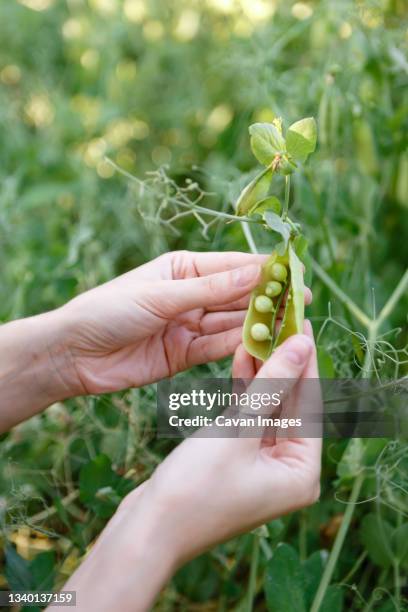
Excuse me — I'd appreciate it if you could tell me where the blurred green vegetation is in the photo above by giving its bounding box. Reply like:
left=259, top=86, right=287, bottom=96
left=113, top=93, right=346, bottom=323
left=0, top=0, right=407, bottom=610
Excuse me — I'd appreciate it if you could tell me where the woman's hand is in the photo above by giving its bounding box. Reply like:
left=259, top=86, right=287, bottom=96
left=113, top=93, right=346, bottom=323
left=53, top=250, right=312, bottom=396
left=60, top=325, right=321, bottom=612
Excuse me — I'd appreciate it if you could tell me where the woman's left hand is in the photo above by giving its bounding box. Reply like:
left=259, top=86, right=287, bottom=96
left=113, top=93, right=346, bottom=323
left=52, top=250, right=312, bottom=396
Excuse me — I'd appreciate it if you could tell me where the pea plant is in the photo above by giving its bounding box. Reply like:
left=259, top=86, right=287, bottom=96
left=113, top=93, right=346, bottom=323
left=108, top=116, right=408, bottom=612
left=234, top=117, right=316, bottom=358
left=108, top=116, right=317, bottom=356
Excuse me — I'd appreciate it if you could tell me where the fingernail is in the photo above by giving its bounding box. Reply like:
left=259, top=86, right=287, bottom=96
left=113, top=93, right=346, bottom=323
left=232, top=264, right=260, bottom=287
left=282, top=335, right=312, bottom=365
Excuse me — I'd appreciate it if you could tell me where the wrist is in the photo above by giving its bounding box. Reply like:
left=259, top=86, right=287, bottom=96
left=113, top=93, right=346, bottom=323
left=64, top=486, right=178, bottom=611
left=0, top=310, right=79, bottom=430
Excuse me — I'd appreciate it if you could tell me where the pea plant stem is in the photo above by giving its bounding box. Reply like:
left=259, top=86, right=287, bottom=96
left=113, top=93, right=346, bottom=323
left=245, top=534, right=260, bottom=612
left=310, top=472, right=365, bottom=612
left=242, top=222, right=259, bottom=254
left=375, top=268, right=408, bottom=329
left=283, top=174, right=290, bottom=220
left=310, top=258, right=371, bottom=328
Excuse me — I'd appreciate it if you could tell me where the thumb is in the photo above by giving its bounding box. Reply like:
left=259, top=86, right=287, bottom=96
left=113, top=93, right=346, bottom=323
left=143, top=263, right=261, bottom=316
left=256, top=334, right=314, bottom=381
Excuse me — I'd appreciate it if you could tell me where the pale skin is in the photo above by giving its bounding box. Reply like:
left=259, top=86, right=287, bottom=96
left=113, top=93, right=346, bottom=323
left=0, top=250, right=321, bottom=611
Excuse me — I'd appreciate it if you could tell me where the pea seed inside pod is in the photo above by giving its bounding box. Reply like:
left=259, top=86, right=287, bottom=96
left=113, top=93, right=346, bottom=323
left=270, top=262, right=287, bottom=282
left=254, top=295, right=274, bottom=313
left=250, top=322, right=271, bottom=342
left=265, top=281, right=282, bottom=297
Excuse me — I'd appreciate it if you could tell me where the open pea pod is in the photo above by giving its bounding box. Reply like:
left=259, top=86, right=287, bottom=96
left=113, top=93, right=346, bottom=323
left=272, top=244, right=304, bottom=348
left=242, top=243, right=305, bottom=361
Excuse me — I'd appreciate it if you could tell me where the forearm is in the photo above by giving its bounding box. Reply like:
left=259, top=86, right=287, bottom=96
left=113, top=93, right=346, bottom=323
left=0, top=312, right=75, bottom=431
left=58, top=491, right=177, bottom=612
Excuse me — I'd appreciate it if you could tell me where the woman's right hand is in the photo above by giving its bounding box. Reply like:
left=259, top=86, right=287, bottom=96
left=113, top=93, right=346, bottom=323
left=59, top=324, right=322, bottom=612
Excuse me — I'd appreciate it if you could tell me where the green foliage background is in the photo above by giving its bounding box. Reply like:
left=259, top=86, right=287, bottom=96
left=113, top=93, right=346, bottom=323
left=0, top=0, right=407, bottom=610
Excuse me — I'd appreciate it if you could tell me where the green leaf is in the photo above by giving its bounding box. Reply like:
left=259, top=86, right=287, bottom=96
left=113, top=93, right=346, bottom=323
left=303, top=551, right=325, bottom=608
left=266, top=518, right=285, bottom=541
left=286, top=117, right=317, bottom=163
left=391, top=523, right=408, bottom=563
left=264, top=211, right=291, bottom=252
left=320, top=585, right=344, bottom=612
left=249, top=122, right=286, bottom=166
left=248, top=195, right=281, bottom=217
left=317, top=347, right=335, bottom=378
left=292, top=234, right=309, bottom=261
left=265, top=544, right=306, bottom=612
left=360, top=514, right=393, bottom=569
left=337, top=438, right=365, bottom=479
left=235, top=168, right=273, bottom=216
left=5, top=545, right=32, bottom=592
left=30, top=551, right=55, bottom=591
left=174, top=554, right=220, bottom=602
left=79, top=454, right=134, bottom=518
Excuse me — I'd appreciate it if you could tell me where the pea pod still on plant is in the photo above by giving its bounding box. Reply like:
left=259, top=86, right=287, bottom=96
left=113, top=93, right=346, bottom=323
left=235, top=116, right=317, bottom=361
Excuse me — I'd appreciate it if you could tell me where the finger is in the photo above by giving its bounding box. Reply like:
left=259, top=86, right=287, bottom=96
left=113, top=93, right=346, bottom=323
left=206, top=294, right=252, bottom=312
left=142, top=264, right=261, bottom=318
left=171, top=251, right=268, bottom=278
left=200, top=310, right=246, bottom=335
left=276, top=321, right=322, bottom=456
left=256, top=333, right=313, bottom=386
left=232, top=335, right=313, bottom=447
left=232, top=344, right=257, bottom=379
left=187, top=327, right=243, bottom=366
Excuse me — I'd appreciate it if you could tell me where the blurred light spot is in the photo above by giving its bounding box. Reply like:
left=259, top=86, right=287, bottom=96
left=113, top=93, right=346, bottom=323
left=115, top=59, right=137, bottom=81
left=174, top=9, right=200, bottom=42
left=84, top=138, right=107, bottom=166
left=89, top=0, right=117, bottom=15
left=207, top=0, right=235, bottom=14
left=18, top=0, right=54, bottom=10
left=10, top=526, right=53, bottom=559
left=0, top=65, right=22, bottom=86
left=152, top=146, right=171, bottom=165
left=163, top=128, right=182, bottom=146
left=97, top=160, right=115, bottom=178
left=62, top=18, right=83, bottom=39
left=115, top=148, right=136, bottom=169
left=360, top=9, right=382, bottom=28
left=133, top=119, right=149, bottom=139
left=24, top=94, right=54, bottom=127
left=291, top=2, right=313, bottom=20
left=254, top=108, right=275, bottom=122
left=143, top=20, right=164, bottom=40
left=123, top=0, right=146, bottom=23
left=339, top=21, right=352, bottom=39
left=80, top=49, right=100, bottom=69
left=234, top=18, right=254, bottom=37
left=198, top=129, right=217, bottom=148
left=194, top=109, right=206, bottom=125
left=71, top=95, right=101, bottom=128
left=241, top=0, right=275, bottom=21
left=57, top=193, right=75, bottom=210
left=207, top=104, right=233, bottom=132
left=105, top=118, right=135, bottom=147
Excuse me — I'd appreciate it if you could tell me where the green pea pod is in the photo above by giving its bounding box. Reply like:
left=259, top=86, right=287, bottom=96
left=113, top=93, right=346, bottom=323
left=272, top=244, right=304, bottom=348
left=242, top=243, right=305, bottom=361
left=235, top=167, right=273, bottom=216
left=242, top=250, right=289, bottom=361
